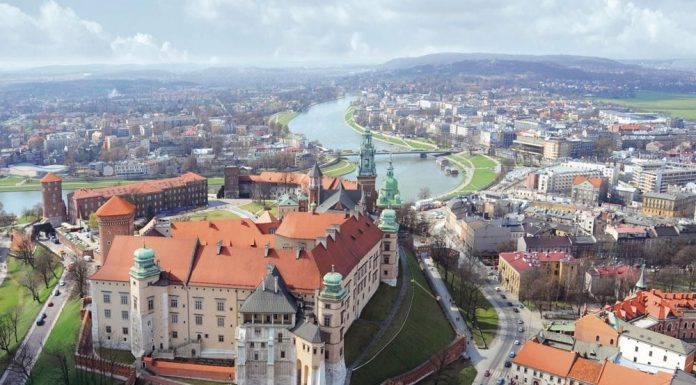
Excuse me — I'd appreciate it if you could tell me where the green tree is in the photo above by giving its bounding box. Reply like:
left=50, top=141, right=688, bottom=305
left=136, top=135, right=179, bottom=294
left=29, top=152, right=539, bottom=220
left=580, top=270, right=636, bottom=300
left=88, top=213, right=98, bottom=230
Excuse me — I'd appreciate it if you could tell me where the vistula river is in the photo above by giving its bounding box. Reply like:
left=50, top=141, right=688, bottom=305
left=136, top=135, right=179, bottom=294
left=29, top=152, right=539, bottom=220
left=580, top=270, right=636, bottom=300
left=0, top=97, right=460, bottom=215
left=289, top=96, right=461, bottom=202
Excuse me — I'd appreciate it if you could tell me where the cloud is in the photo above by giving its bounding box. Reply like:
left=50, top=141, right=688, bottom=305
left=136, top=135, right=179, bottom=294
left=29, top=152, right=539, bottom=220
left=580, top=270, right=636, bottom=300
left=0, top=1, right=187, bottom=66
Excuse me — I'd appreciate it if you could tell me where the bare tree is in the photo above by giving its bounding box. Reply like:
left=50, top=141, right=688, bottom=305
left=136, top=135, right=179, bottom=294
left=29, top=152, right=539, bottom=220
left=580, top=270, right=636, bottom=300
left=9, top=305, right=21, bottom=343
left=71, top=259, right=90, bottom=298
left=47, top=348, right=72, bottom=385
left=428, top=348, right=453, bottom=385
left=7, top=343, right=35, bottom=385
left=20, top=271, right=42, bottom=302
left=654, top=267, right=682, bottom=292
left=12, top=233, right=35, bottom=268
left=35, top=249, right=58, bottom=287
left=418, top=186, right=431, bottom=200
left=0, top=313, right=14, bottom=356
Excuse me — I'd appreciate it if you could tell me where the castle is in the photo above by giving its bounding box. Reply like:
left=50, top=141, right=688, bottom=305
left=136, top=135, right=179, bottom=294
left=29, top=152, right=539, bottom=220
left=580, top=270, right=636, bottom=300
left=88, top=129, right=403, bottom=385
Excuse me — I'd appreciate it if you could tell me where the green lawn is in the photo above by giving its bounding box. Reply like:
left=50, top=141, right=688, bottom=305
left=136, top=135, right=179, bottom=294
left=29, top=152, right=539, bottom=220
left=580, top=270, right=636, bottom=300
left=98, top=347, right=136, bottom=364
left=186, top=210, right=241, bottom=221
left=32, top=299, right=123, bottom=385
left=438, top=154, right=500, bottom=199
left=417, top=360, right=476, bottom=385
left=438, top=266, right=498, bottom=348
left=269, top=110, right=299, bottom=128
left=404, top=137, right=438, bottom=150
left=344, top=107, right=413, bottom=149
left=597, top=91, right=696, bottom=120
left=16, top=214, right=39, bottom=224
left=240, top=202, right=278, bottom=217
left=0, top=176, right=154, bottom=192
left=344, top=278, right=402, bottom=365
left=321, top=160, right=357, bottom=177
left=350, top=250, right=455, bottom=385
left=0, top=257, right=63, bottom=368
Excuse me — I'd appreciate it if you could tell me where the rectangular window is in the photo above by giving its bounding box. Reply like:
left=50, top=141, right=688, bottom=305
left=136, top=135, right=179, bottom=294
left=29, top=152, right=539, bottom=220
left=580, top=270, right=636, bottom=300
left=171, top=313, right=178, bottom=324
left=172, top=331, right=178, bottom=339
left=120, top=294, right=128, bottom=305
left=281, top=351, right=286, bottom=359
left=133, top=296, right=138, bottom=310
left=104, top=309, right=111, bottom=319
left=217, top=317, right=225, bottom=328
left=324, top=315, right=331, bottom=327
left=103, top=292, right=111, bottom=304
left=194, top=298, right=203, bottom=310
left=218, top=335, right=224, bottom=342
left=121, top=311, right=128, bottom=320
left=122, top=327, right=129, bottom=335
left=195, top=314, right=203, bottom=325
left=105, top=325, right=112, bottom=333
left=216, top=299, right=225, bottom=312
left=170, top=297, right=178, bottom=308
left=147, top=297, right=154, bottom=311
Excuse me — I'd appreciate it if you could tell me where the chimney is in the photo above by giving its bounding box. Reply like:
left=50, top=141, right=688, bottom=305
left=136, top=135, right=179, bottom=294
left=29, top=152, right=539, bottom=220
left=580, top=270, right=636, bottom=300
left=274, top=276, right=279, bottom=294
left=264, top=242, right=270, bottom=257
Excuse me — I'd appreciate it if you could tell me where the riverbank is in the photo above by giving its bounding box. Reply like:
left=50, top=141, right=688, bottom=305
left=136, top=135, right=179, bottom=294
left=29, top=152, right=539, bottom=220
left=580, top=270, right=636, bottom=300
left=321, top=159, right=357, bottom=177
left=268, top=110, right=299, bottom=128
left=435, top=153, right=500, bottom=199
left=0, top=176, right=146, bottom=192
left=344, top=106, right=439, bottom=150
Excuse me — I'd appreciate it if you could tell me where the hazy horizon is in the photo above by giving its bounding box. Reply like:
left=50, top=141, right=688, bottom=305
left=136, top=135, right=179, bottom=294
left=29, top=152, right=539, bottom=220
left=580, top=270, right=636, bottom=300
left=3, top=0, right=696, bottom=69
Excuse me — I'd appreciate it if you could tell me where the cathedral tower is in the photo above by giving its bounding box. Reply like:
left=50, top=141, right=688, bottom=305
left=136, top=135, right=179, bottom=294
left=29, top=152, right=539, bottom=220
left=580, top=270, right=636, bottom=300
left=357, top=130, right=377, bottom=212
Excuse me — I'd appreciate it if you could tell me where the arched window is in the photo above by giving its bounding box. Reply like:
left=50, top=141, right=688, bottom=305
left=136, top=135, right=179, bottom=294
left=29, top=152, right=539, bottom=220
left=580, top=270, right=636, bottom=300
left=667, top=324, right=672, bottom=332
left=595, top=335, right=600, bottom=342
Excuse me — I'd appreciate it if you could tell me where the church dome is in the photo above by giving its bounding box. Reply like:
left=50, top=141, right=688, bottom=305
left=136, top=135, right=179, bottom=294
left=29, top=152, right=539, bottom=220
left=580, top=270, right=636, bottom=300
left=134, top=247, right=155, bottom=262
left=323, top=271, right=343, bottom=286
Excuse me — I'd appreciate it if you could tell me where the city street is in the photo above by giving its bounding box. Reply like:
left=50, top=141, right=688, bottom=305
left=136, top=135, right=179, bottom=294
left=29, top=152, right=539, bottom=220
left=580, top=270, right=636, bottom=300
left=0, top=237, right=75, bottom=385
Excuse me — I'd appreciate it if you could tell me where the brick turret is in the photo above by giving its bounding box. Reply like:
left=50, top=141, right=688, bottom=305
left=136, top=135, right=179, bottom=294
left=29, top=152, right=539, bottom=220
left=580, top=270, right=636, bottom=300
left=40, top=172, right=66, bottom=226
left=96, top=196, right=135, bottom=265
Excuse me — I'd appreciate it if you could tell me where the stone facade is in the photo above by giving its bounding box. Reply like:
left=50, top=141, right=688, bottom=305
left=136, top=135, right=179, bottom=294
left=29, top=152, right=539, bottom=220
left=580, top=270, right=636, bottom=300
left=40, top=172, right=66, bottom=226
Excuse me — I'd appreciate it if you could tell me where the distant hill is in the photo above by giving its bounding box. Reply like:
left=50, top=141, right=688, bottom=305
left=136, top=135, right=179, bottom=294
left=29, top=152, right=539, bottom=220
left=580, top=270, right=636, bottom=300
left=381, top=52, right=642, bottom=73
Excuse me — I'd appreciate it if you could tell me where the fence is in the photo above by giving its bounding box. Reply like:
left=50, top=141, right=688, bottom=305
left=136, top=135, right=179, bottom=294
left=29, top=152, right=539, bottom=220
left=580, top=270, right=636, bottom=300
left=143, top=356, right=235, bottom=382
left=381, top=337, right=468, bottom=385
left=74, top=308, right=137, bottom=384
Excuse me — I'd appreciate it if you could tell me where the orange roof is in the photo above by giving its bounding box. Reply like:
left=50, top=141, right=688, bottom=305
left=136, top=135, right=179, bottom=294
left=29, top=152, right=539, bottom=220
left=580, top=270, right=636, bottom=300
left=568, top=357, right=603, bottom=384
left=40, top=172, right=62, bottom=183
left=243, top=171, right=358, bottom=191
left=95, top=196, right=136, bottom=217
left=597, top=361, right=671, bottom=385
left=91, top=212, right=382, bottom=293
left=71, top=172, right=205, bottom=201
left=276, top=211, right=350, bottom=240
left=573, top=175, right=604, bottom=188
left=512, top=341, right=576, bottom=377
left=610, top=289, right=696, bottom=322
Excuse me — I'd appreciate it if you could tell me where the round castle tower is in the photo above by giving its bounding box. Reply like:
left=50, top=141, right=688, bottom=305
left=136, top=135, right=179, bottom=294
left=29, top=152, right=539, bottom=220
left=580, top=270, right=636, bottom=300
left=96, top=196, right=135, bottom=265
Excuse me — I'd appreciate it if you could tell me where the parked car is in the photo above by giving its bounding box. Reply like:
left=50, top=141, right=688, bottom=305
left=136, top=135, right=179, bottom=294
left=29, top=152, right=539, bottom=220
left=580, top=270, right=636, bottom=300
left=507, top=301, right=514, bottom=306
left=495, top=287, right=500, bottom=291
left=54, top=289, right=60, bottom=296
left=514, top=339, right=521, bottom=345
left=496, top=378, right=505, bottom=385
left=40, top=312, right=47, bottom=320
left=513, top=308, right=519, bottom=313
left=518, top=326, right=524, bottom=332
left=484, top=369, right=491, bottom=377
left=504, top=361, right=512, bottom=368
left=47, top=302, right=54, bottom=307
left=500, top=294, right=507, bottom=299
left=36, top=318, right=45, bottom=326
left=509, top=351, right=516, bottom=358
left=517, top=319, right=524, bottom=324
left=59, top=280, right=66, bottom=287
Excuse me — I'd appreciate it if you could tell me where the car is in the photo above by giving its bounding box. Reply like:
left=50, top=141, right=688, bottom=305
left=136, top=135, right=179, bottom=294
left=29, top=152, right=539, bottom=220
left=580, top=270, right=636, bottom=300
left=59, top=280, right=66, bottom=286
left=47, top=302, right=54, bottom=307
left=518, top=326, right=524, bottom=332
left=484, top=369, right=491, bottom=377
left=514, top=339, right=521, bottom=345
left=54, top=289, right=60, bottom=296
left=507, top=301, right=514, bottom=306
left=40, top=312, right=47, bottom=320
left=518, top=303, right=524, bottom=309
left=504, top=360, right=512, bottom=368
left=517, top=319, right=524, bottom=324
left=500, top=294, right=507, bottom=299
left=513, top=308, right=519, bottom=313
left=36, top=318, right=45, bottom=326
left=52, top=238, right=60, bottom=244
left=495, top=287, right=500, bottom=291
left=509, top=351, right=516, bottom=358
left=496, top=378, right=505, bottom=385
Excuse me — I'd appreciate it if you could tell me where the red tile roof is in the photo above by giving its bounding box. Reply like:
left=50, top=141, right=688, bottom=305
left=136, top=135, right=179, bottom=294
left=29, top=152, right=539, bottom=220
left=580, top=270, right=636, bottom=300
left=276, top=211, right=350, bottom=240
left=512, top=341, right=576, bottom=377
left=242, top=171, right=358, bottom=191
left=573, top=175, right=604, bottom=188
left=90, top=212, right=382, bottom=293
left=568, top=357, right=603, bottom=384
left=596, top=361, right=671, bottom=385
left=609, top=289, right=696, bottom=322
left=40, top=172, right=62, bottom=183
left=499, top=251, right=571, bottom=273
left=95, top=196, right=136, bottom=217
left=71, top=172, right=205, bottom=200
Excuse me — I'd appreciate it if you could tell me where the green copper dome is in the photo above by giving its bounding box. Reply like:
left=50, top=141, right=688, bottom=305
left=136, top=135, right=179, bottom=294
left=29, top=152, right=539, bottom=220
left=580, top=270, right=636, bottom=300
left=319, top=267, right=346, bottom=301
left=377, top=159, right=401, bottom=209
left=129, top=246, right=160, bottom=280
left=378, top=209, right=399, bottom=233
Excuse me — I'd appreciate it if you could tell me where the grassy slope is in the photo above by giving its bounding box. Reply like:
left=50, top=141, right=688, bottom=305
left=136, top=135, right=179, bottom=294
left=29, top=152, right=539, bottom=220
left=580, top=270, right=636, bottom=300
left=0, top=257, right=63, bottom=367
left=269, top=110, right=299, bottom=127
left=186, top=210, right=241, bottom=221
left=351, top=250, right=454, bottom=385
left=321, top=160, right=357, bottom=177
left=440, top=154, right=499, bottom=199
left=597, top=91, right=696, bottom=120
left=240, top=202, right=279, bottom=217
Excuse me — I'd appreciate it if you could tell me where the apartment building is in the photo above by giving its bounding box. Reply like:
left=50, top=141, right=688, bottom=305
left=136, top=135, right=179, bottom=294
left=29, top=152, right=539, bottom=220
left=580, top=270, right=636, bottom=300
left=642, top=192, right=696, bottom=218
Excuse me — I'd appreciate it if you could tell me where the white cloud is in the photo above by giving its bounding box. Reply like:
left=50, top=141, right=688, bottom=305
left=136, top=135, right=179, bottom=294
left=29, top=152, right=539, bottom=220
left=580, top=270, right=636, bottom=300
left=0, top=1, right=187, bottom=66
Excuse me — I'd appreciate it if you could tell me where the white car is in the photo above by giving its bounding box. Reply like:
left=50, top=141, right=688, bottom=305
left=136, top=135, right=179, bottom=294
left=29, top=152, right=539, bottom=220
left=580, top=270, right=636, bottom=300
left=517, top=319, right=524, bottom=324
left=495, top=287, right=500, bottom=291
left=514, top=339, right=521, bottom=345
left=59, top=280, right=66, bottom=286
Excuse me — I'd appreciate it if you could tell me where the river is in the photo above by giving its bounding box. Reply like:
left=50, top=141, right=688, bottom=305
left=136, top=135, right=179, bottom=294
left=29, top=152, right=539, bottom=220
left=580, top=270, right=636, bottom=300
left=0, top=190, right=70, bottom=216
left=289, top=97, right=461, bottom=202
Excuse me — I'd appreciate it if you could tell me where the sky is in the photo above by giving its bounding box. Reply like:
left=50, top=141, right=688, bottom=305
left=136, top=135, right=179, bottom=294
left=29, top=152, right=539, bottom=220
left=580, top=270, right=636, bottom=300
left=2, top=0, right=696, bottom=68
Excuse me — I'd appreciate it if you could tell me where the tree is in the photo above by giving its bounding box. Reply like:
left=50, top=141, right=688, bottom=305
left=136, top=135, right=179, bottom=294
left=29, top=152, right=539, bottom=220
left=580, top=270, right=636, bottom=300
left=0, top=313, right=14, bottom=356
left=88, top=213, right=99, bottom=230
left=7, top=344, right=36, bottom=385
left=418, top=186, right=431, bottom=200
left=35, top=250, right=58, bottom=287
left=12, top=233, right=35, bottom=268
left=592, top=276, right=618, bottom=306
left=20, top=271, right=42, bottom=302
left=428, top=348, right=453, bottom=385
left=181, top=155, right=198, bottom=173
left=47, top=348, right=72, bottom=385
left=72, top=259, right=90, bottom=298
left=430, top=232, right=455, bottom=284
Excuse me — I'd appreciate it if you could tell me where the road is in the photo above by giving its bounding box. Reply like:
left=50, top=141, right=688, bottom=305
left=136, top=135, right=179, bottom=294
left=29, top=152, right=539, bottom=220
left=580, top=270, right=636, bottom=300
left=0, top=238, right=75, bottom=385
left=428, top=220, right=544, bottom=385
